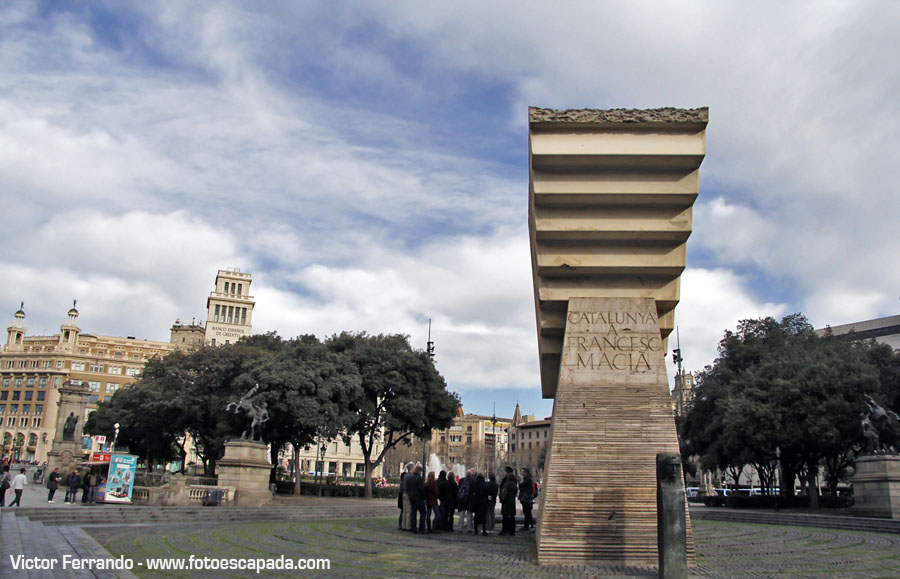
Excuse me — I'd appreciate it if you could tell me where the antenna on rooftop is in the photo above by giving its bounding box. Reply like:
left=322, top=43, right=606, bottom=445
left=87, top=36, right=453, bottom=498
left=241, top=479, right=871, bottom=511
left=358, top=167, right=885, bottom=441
left=426, top=318, right=435, bottom=358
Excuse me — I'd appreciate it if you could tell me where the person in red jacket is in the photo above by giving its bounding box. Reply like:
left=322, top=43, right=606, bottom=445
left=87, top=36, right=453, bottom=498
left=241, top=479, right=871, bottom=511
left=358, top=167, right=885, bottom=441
left=424, top=471, right=441, bottom=533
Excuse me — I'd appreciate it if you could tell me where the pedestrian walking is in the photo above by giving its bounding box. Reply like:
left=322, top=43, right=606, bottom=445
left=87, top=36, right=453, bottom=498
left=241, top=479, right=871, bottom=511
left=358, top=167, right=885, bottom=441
left=9, top=468, right=27, bottom=507
left=443, top=471, right=458, bottom=531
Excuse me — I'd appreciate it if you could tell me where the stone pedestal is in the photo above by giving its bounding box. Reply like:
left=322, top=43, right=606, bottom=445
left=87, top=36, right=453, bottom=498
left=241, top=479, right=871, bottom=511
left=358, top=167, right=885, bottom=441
left=217, top=440, right=272, bottom=507
left=851, top=455, right=900, bottom=519
left=46, top=380, right=90, bottom=476
left=536, top=297, right=694, bottom=567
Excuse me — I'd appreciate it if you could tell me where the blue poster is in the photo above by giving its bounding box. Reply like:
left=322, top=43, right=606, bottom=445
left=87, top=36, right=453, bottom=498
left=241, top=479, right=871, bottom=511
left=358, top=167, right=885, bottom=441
left=105, top=454, right=137, bottom=503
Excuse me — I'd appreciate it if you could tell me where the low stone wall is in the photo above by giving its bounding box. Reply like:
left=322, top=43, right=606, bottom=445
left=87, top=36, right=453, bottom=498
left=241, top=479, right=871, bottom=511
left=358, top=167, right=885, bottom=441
left=131, top=477, right=235, bottom=507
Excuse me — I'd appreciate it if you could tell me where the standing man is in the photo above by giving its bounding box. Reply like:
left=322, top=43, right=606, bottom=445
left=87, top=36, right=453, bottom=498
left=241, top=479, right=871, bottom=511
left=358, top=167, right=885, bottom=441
left=0, top=465, right=10, bottom=507
left=9, top=468, right=27, bottom=507
left=65, top=470, right=81, bottom=504
left=47, top=467, right=61, bottom=503
left=407, top=466, right=427, bottom=534
left=519, top=467, right=535, bottom=531
left=398, top=462, right=414, bottom=531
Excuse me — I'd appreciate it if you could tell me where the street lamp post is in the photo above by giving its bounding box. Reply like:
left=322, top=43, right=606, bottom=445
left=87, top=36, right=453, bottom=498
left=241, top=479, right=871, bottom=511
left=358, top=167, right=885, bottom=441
left=317, top=441, right=327, bottom=497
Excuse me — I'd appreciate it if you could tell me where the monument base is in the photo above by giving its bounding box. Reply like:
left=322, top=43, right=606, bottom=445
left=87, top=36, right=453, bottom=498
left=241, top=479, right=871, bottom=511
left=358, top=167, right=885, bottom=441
left=851, top=455, right=900, bottom=519
left=217, top=439, right=273, bottom=507
left=46, top=441, right=84, bottom=479
left=536, top=297, right=694, bottom=567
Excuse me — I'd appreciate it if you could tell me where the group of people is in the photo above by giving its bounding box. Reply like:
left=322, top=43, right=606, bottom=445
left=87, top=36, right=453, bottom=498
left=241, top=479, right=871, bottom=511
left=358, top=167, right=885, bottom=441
left=46, top=467, right=102, bottom=504
left=397, top=463, right=538, bottom=536
left=0, top=465, right=28, bottom=507
left=0, top=465, right=103, bottom=507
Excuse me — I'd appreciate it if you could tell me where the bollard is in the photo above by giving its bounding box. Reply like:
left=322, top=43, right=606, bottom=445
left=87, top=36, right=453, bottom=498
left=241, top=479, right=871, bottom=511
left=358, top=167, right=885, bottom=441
left=657, top=453, right=687, bottom=579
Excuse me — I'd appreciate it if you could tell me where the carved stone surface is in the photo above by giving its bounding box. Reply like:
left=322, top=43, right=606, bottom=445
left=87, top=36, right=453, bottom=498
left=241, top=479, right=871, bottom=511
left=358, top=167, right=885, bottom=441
left=217, top=439, right=273, bottom=507
left=529, top=106, right=708, bottom=124
left=851, top=455, right=900, bottom=519
left=535, top=297, right=694, bottom=566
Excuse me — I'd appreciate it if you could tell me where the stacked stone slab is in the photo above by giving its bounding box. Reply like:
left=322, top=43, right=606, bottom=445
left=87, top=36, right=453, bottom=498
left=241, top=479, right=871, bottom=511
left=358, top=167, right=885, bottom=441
left=528, top=107, right=707, bottom=566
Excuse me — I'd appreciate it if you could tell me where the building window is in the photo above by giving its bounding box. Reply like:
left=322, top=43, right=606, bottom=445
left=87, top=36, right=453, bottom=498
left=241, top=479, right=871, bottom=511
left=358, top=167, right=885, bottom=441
left=0, top=391, right=7, bottom=400
left=466, top=436, right=472, bottom=444
left=12, top=391, right=20, bottom=401
left=106, top=383, right=120, bottom=394
left=15, top=378, right=22, bottom=388
left=57, top=360, right=63, bottom=369
left=41, top=360, right=51, bottom=369
left=86, top=395, right=99, bottom=404
left=1, top=378, right=8, bottom=387
left=24, top=391, right=32, bottom=401
left=19, top=417, right=27, bottom=427
left=0, top=404, right=5, bottom=413
left=39, top=378, right=47, bottom=388
left=90, top=363, right=104, bottom=373
left=54, top=377, right=61, bottom=387
left=22, top=404, right=30, bottom=414
left=32, top=417, right=41, bottom=428
left=69, top=380, right=82, bottom=386
left=6, top=417, right=13, bottom=426
left=126, top=368, right=140, bottom=377
left=10, top=404, right=18, bottom=414
left=35, top=404, right=43, bottom=414
left=37, top=391, right=45, bottom=401
left=214, top=304, right=220, bottom=322
left=88, top=381, right=101, bottom=392
left=26, top=377, right=35, bottom=387
left=71, top=362, right=85, bottom=371
left=108, top=366, right=122, bottom=375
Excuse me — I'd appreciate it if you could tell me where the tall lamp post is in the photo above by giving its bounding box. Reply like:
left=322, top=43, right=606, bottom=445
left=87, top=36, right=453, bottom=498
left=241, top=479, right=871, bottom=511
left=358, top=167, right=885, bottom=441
left=112, top=423, right=120, bottom=453
left=317, top=441, right=328, bottom=497
left=422, top=319, right=435, bottom=474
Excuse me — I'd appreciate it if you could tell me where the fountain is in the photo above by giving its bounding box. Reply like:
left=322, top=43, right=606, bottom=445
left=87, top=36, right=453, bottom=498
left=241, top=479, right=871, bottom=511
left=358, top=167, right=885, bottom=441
left=426, top=453, right=466, bottom=479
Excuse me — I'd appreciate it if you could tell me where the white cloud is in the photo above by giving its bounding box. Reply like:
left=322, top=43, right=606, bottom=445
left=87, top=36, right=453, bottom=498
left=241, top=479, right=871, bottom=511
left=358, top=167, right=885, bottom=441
left=676, top=268, right=788, bottom=376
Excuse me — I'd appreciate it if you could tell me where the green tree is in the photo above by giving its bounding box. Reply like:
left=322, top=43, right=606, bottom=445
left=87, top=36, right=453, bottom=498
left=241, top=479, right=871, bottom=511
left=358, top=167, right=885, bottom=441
left=327, top=332, right=460, bottom=498
left=683, top=314, right=883, bottom=504
left=248, top=334, right=361, bottom=491
left=84, top=379, right=184, bottom=469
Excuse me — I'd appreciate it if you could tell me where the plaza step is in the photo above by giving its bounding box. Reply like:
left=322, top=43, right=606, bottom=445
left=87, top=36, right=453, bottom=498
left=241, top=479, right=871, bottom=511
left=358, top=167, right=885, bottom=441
left=0, top=512, right=135, bottom=578
left=9, top=497, right=398, bottom=528
left=690, top=506, right=900, bottom=534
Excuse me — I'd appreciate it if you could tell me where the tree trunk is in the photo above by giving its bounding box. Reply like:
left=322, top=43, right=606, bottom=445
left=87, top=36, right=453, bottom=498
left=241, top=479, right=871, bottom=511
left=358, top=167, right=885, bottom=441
left=293, top=444, right=301, bottom=496
left=807, top=465, right=819, bottom=509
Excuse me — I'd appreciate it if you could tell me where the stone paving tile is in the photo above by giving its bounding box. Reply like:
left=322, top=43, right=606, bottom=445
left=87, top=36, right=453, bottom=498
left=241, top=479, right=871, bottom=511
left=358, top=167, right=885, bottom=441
left=87, top=516, right=900, bottom=578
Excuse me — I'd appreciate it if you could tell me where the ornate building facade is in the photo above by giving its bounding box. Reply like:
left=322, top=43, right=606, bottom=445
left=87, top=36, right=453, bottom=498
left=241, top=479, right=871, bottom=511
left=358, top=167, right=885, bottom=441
left=0, top=268, right=255, bottom=464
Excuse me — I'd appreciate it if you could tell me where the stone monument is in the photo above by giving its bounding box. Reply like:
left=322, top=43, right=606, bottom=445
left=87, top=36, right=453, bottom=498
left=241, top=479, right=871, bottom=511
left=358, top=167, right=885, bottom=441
left=219, top=385, right=272, bottom=507
left=529, top=107, right=707, bottom=566
left=851, top=395, right=900, bottom=518
left=46, top=380, right=91, bottom=476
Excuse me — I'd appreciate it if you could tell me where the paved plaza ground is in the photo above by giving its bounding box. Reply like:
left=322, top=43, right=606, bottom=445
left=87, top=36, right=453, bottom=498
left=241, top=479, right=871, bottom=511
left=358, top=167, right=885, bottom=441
left=83, top=516, right=900, bottom=578
left=5, top=472, right=900, bottom=577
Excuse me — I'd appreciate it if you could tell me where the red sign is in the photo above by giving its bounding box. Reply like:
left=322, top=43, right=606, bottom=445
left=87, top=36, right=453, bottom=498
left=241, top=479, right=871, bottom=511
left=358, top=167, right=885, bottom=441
left=91, top=452, right=112, bottom=463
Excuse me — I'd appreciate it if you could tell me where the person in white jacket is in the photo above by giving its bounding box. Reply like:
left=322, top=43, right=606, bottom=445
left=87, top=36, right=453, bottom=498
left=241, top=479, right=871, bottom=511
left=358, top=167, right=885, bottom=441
left=10, top=468, right=27, bottom=507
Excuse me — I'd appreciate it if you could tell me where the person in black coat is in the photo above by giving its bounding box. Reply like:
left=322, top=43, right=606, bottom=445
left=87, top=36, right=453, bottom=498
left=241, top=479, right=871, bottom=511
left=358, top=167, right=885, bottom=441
left=65, top=470, right=81, bottom=504
left=406, top=466, right=427, bottom=534
left=443, top=472, right=458, bottom=530
left=472, top=474, right=490, bottom=536
left=46, top=467, right=61, bottom=503
left=486, top=472, right=499, bottom=532
left=519, top=468, right=535, bottom=530
left=498, top=473, right=518, bottom=536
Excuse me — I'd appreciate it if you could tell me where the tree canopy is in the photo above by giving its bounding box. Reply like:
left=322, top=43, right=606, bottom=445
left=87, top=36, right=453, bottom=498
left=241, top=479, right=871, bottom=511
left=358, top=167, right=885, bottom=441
left=681, top=313, right=898, bottom=501
left=85, top=330, right=459, bottom=496
left=326, top=332, right=460, bottom=498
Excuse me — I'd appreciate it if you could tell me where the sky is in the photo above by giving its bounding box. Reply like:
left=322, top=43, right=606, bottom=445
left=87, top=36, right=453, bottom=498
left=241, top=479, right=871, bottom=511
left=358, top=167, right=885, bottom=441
left=2, top=1, right=898, bottom=421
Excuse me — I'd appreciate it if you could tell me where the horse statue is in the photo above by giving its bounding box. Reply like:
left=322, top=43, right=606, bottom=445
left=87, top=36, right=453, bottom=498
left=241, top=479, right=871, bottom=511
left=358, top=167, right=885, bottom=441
left=860, top=394, right=900, bottom=455
left=226, top=384, right=268, bottom=442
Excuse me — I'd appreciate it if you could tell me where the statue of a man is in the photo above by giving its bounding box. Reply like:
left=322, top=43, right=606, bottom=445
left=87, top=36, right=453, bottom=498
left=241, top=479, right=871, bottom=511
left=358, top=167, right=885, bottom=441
left=62, top=412, right=78, bottom=441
